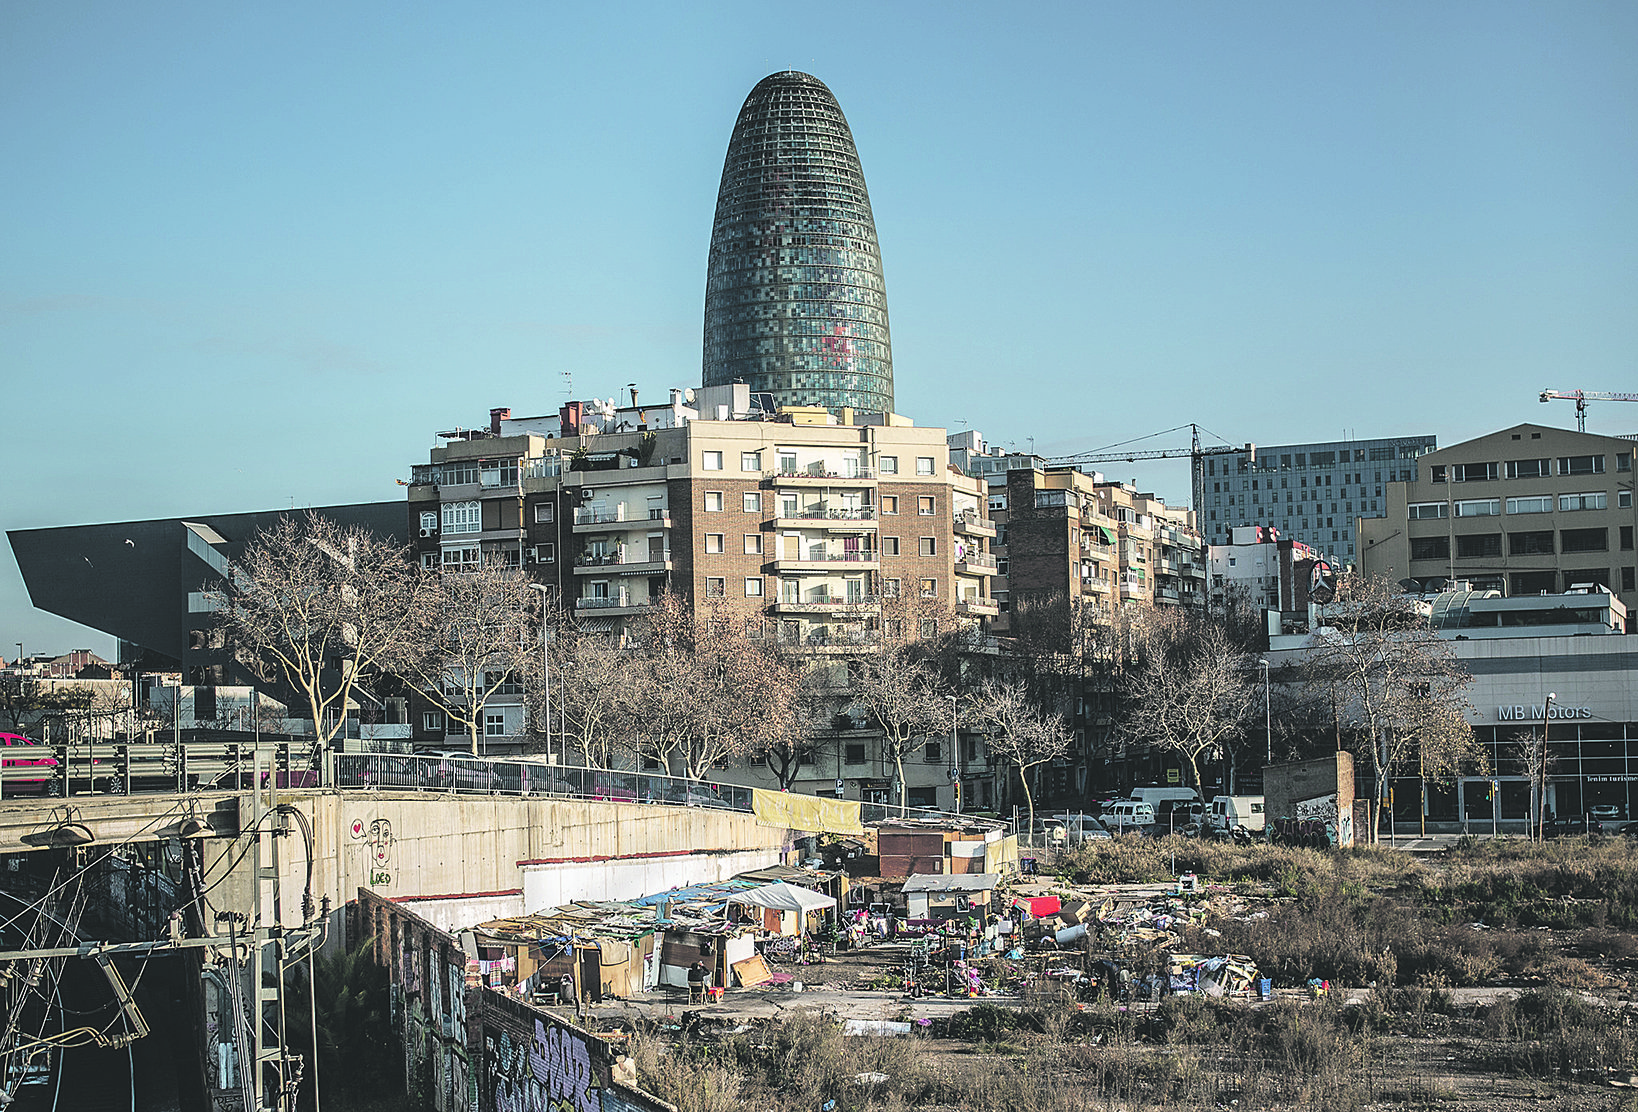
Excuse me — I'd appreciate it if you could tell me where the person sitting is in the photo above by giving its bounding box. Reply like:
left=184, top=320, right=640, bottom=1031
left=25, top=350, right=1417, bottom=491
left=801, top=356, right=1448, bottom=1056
left=687, top=960, right=709, bottom=1004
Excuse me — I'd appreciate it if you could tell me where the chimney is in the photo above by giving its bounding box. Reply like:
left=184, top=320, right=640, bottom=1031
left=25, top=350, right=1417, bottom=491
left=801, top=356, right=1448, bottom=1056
left=489, top=408, right=511, bottom=435
left=560, top=401, right=582, bottom=436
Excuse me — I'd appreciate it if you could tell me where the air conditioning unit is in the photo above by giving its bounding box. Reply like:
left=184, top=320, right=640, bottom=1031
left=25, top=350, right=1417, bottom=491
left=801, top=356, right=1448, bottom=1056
left=419, top=528, right=432, bottom=538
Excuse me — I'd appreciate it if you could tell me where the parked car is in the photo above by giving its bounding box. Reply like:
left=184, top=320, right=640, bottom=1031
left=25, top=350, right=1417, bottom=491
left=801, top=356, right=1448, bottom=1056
left=1590, top=804, right=1624, bottom=823
left=0, top=733, right=58, bottom=796
left=1044, top=813, right=1112, bottom=846
left=424, top=750, right=501, bottom=792
left=1546, top=815, right=1603, bottom=837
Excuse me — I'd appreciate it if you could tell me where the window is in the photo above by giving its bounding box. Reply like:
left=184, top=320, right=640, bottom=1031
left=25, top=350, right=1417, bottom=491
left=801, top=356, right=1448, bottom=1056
left=882, top=577, right=900, bottom=598
left=485, top=712, right=506, bottom=737
left=1410, top=537, right=1449, bottom=560
left=915, top=456, right=935, bottom=476
left=884, top=619, right=903, bottom=639
left=1452, top=461, right=1498, bottom=482
left=586, top=580, right=609, bottom=600
left=919, top=619, right=938, bottom=638
left=705, top=577, right=725, bottom=598
left=988, top=494, right=1006, bottom=511
left=881, top=496, right=898, bottom=515
left=743, top=492, right=761, bottom=513
left=995, top=590, right=1010, bottom=611
left=879, top=455, right=898, bottom=475
left=702, top=451, right=723, bottom=471
left=1506, top=496, right=1553, bottom=515
left=705, top=533, right=724, bottom=553
left=419, top=510, right=438, bottom=533
left=1623, top=490, right=1633, bottom=509
left=919, top=578, right=937, bottom=598
left=744, top=577, right=764, bottom=598
left=1455, top=533, right=1501, bottom=559
left=422, top=710, right=445, bottom=732
left=1560, top=492, right=1607, bottom=512
left=534, top=502, right=555, bottom=523
left=1619, top=453, right=1632, bottom=472
left=1509, top=531, right=1555, bottom=555
left=745, top=617, right=764, bottom=638
left=1625, top=567, right=1636, bottom=592
left=1623, top=526, right=1634, bottom=551
left=1560, top=528, right=1608, bottom=554
left=844, top=744, right=867, bottom=765
left=740, top=451, right=760, bottom=472
left=420, top=552, right=438, bottom=569
left=1408, top=502, right=1448, bottom=520
left=1430, top=465, right=1446, bottom=484
left=442, top=500, right=481, bottom=534
left=919, top=537, right=937, bottom=557
left=1511, top=571, right=1556, bottom=596
left=1455, top=499, right=1500, bottom=517
left=923, top=742, right=942, bottom=763
left=917, top=495, right=935, bottom=516
left=441, top=545, right=480, bottom=569
left=1559, top=455, right=1605, bottom=476
left=1505, top=458, right=1550, bottom=479
left=883, top=537, right=901, bottom=556
left=704, top=491, right=723, bottom=512
left=533, top=542, right=556, bottom=563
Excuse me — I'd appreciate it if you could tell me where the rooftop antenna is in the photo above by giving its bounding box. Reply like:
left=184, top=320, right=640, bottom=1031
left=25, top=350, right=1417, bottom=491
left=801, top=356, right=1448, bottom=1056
left=563, top=371, right=573, bottom=400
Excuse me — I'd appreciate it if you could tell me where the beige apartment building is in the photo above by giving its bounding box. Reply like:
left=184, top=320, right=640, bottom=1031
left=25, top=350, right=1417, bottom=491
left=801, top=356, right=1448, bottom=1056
left=402, top=390, right=999, bottom=789
left=1358, top=423, right=1636, bottom=623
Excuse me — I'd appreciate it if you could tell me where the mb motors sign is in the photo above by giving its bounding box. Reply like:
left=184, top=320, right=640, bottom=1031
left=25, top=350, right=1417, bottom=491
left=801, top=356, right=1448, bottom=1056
left=1497, top=703, right=1593, bottom=722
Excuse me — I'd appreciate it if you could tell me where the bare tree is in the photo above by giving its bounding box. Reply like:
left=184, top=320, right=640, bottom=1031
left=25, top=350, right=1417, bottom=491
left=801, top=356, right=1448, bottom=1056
left=209, top=512, right=420, bottom=755
left=1118, top=612, right=1258, bottom=797
left=627, top=595, right=801, bottom=782
left=1297, top=573, right=1480, bottom=841
left=1513, top=728, right=1557, bottom=842
left=847, top=644, right=947, bottom=815
left=401, top=558, right=538, bottom=757
left=970, top=677, right=1071, bottom=836
left=546, top=628, right=631, bottom=768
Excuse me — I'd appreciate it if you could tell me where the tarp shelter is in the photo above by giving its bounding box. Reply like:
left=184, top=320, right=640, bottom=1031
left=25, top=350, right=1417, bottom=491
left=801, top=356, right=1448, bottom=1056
left=727, top=881, right=837, bottom=936
left=1013, top=895, right=1061, bottom=920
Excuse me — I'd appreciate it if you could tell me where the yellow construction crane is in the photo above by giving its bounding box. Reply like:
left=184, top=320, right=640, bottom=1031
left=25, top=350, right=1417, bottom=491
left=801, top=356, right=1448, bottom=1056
left=1046, top=423, right=1252, bottom=512
left=1539, top=389, right=1638, bottom=433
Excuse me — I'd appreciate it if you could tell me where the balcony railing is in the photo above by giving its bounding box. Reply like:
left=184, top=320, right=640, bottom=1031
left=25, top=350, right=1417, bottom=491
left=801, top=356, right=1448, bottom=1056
left=780, top=508, right=877, bottom=522
left=576, top=552, right=671, bottom=568
left=956, top=551, right=999, bottom=570
left=765, top=466, right=876, bottom=481
left=780, top=550, right=879, bottom=564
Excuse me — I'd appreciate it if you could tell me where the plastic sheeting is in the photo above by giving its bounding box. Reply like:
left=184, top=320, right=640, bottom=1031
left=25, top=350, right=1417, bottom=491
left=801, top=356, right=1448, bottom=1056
left=726, top=881, right=836, bottom=914
left=752, top=789, right=865, bottom=835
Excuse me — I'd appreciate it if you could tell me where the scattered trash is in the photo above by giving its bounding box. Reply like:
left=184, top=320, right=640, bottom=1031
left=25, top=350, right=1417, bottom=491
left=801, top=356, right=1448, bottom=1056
left=843, top=1019, right=913, bottom=1037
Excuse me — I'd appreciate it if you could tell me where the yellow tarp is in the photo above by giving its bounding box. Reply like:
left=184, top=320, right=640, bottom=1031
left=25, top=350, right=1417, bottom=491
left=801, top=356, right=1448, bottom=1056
left=752, top=789, right=865, bottom=836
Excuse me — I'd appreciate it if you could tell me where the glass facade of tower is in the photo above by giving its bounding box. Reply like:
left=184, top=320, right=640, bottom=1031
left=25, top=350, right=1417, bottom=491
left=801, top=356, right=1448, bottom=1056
left=704, top=71, right=894, bottom=414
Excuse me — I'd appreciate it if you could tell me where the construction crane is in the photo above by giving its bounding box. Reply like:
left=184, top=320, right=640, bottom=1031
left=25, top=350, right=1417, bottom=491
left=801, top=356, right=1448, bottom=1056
left=1047, top=423, right=1253, bottom=512
left=1539, top=389, right=1638, bottom=433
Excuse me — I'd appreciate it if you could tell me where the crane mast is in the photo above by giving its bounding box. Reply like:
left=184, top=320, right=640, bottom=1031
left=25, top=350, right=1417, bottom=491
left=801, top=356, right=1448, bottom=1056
left=1046, top=423, right=1253, bottom=515
left=1539, top=389, right=1638, bottom=433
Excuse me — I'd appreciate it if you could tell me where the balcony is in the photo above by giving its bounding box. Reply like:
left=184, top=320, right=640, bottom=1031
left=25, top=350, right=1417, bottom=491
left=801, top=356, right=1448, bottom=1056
left=1120, top=579, right=1148, bottom=599
left=573, top=507, right=671, bottom=532
left=953, top=511, right=997, bottom=538
left=573, top=552, right=673, bottom=576
left=774, top=629, right=884, bottom=654
left=771, top=508, right=878, bottom=531
left=770, top=551, right=880, bottom=574
left=574, top=594, right=651, bottom=617
left=764, top=466, right=876, bottom=487
left=954, top=551, right=999, bottom=576
left=1081, top=574, right=1112, bottom=593
left=957, top=597, right=1000, bottom=617
left=769, top=593, right=880, bottom=614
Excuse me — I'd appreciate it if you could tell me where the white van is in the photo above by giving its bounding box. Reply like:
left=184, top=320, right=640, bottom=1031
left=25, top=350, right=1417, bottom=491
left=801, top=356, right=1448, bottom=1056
left=1209, top=795, right=1266, bottom=833
left=1128, top=787, right=1201, bottom=811
left=1102, top=800, right=1156, bottom=831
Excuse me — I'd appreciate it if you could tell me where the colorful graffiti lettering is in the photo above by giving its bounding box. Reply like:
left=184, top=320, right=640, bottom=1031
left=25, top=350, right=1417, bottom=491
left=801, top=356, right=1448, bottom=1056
left=489, top=1019, right=598, bottom=1112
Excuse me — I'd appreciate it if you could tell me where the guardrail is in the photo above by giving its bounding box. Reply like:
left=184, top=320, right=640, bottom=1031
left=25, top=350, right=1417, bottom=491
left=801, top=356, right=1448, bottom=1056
left=0, top=742, right=1004, bottom=831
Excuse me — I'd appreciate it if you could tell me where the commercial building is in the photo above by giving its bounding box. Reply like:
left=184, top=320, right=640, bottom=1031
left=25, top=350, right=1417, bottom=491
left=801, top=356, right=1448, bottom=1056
left=703, top=71, right=894, bottom=415
left=1357, top=423, right=1636, bottom=623
left=1197, top=434, right=1438, bottom=563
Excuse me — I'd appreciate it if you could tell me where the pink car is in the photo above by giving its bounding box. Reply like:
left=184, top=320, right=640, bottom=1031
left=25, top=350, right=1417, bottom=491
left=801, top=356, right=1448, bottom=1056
left=0, top=733, right=58, bottom=795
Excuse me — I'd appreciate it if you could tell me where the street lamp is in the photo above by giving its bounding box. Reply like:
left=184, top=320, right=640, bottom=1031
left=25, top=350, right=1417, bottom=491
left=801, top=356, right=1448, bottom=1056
left=527, top=584, right=554, bottom=766
left=1540, top=691, right=1556, bottom=841
left=1258, top=658, right=1272, bottom=766
left=947, top=694, right=961, bottom=815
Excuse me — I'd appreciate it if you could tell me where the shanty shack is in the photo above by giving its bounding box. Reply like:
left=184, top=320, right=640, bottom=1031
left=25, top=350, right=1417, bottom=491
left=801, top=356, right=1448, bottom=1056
left=900, top=873, right=1000, bottom=923
left=876, top=821, right=1014, bottom=878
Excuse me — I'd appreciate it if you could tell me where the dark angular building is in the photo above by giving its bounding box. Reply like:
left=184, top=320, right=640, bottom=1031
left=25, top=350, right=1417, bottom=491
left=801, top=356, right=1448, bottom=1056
left=703, top=71, right=895, bottom=415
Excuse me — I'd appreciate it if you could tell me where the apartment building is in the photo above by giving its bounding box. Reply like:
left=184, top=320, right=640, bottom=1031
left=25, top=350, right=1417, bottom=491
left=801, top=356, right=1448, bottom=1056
left=403, top=388, right=998, bottom=758
left=1198, top=434, right=1437, bottom=563
left=1357, top=424, right=1636, bottom=625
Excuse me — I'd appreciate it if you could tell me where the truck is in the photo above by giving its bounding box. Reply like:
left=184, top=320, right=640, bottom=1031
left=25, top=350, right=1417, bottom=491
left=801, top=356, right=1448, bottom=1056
left=1209, top=795, right=1266, bottom=833
left=1127, top=787, right=1201, bottom=815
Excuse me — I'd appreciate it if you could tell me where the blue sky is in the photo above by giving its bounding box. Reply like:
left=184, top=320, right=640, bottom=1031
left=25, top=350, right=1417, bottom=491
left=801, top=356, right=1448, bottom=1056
left=4, top=1, right=1636, bottom=656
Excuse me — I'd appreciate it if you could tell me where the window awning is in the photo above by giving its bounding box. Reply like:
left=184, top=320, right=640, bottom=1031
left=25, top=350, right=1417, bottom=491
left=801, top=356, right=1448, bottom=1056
left=578, top=618, right=617, bottom=633
left=1095, top=526, right=1116, bottom=545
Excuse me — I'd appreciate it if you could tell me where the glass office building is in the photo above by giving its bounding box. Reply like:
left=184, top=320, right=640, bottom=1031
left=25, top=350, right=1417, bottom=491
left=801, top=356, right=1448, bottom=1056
left=704, top=71, right=894, bottom=414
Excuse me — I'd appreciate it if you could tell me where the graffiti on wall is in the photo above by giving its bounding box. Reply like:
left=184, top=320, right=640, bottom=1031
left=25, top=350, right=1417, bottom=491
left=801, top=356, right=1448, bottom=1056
left=357, top=890, right=668, bottom=1112
left=351, top=817, right=395, bottom=886
left=1294, top=793, right=1354, bottom=847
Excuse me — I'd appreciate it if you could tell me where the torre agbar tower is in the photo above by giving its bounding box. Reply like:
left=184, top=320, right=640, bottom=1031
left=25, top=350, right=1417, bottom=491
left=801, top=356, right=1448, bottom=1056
left=703, top=71, right=895, bottom=414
